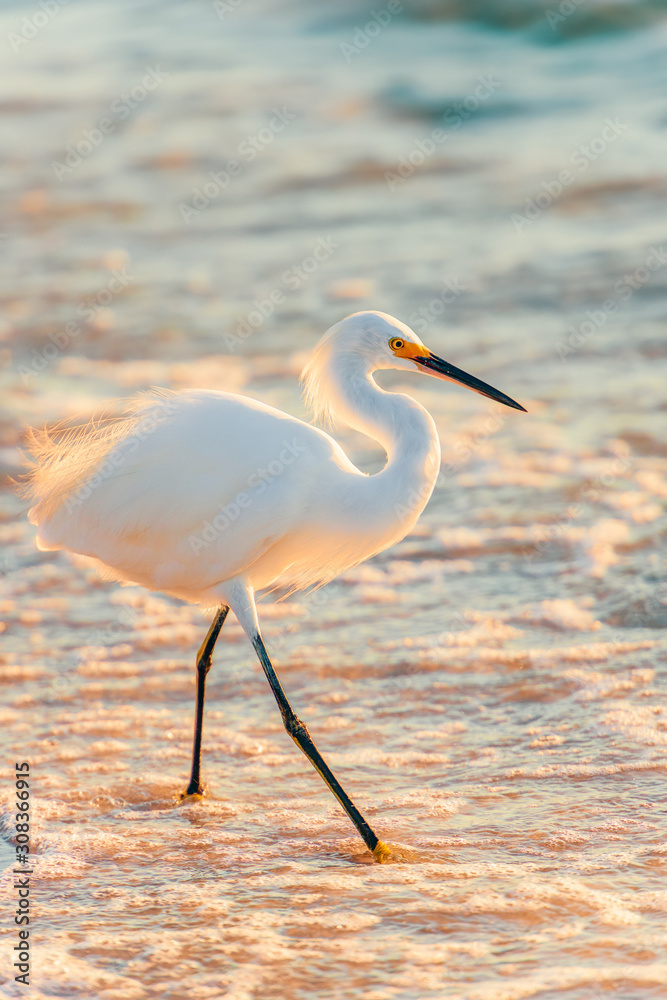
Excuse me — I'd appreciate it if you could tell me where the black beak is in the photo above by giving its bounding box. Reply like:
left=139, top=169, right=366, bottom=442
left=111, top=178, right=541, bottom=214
left=415, top=352, right=526, bottom=412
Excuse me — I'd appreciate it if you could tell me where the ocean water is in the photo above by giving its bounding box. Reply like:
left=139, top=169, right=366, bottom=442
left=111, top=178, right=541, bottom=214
left=1, top=1, right=667, bottom=997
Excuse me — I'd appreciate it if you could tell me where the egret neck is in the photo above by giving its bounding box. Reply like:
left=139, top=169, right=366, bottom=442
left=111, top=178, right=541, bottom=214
left=321, top=347, right=442, bottom=537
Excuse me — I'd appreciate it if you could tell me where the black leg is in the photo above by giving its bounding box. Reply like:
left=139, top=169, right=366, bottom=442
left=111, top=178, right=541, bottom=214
left=252, top=632, right=381, bottom=854
left=182, top=605, right=229, bottom=797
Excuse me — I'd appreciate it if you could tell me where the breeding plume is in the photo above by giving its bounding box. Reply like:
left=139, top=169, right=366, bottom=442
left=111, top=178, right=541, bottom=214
left=23, top=311, right=525, bottom=860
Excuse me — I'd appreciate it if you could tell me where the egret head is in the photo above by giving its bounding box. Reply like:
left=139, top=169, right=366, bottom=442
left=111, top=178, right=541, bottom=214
left=302, top=311, right=526, bottom=422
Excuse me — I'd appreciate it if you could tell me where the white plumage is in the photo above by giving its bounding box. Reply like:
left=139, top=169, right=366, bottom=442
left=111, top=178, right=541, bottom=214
left=22, top=310, right=525, bottom=857
left=25, top=311, right=446, bottom=606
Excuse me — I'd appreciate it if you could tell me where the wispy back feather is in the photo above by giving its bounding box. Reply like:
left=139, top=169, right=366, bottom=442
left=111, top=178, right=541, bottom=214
left=20, top=389, right=179, bottom=523
left=299, top=326, right=338, bottom=427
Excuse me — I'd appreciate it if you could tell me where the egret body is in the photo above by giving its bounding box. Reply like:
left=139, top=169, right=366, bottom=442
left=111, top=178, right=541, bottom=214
left=23, top=310, right=525, bottom=859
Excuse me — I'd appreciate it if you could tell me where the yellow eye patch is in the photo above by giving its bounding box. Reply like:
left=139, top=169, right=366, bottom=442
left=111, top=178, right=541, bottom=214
left=389, top=337, right=429, bottom=360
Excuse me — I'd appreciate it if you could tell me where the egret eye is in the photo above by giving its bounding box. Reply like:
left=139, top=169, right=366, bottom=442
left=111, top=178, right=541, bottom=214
left=389, top=337, right=404, bottom=351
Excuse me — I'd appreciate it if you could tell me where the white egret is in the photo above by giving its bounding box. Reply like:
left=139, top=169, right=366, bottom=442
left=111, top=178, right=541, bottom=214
left=22, top=310, right=525, bottom=860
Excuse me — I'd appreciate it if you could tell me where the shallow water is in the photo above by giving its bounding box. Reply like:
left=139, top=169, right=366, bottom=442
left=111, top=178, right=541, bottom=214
left=1, top=1, right=667, bottom=997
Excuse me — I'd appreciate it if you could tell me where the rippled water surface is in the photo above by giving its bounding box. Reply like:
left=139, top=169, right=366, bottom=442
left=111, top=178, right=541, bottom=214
left=1, top=1, right=667, bottom=997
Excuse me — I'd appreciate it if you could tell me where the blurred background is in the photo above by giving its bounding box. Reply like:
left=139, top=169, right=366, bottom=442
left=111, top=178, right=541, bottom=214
left=1, top=1, right=667, bottom=998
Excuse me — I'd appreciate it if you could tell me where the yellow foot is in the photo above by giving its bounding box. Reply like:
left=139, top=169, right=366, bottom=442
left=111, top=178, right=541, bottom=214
left=372, top=840, right=419, bottom=864
left=178, top=786, right=206, bottom=802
